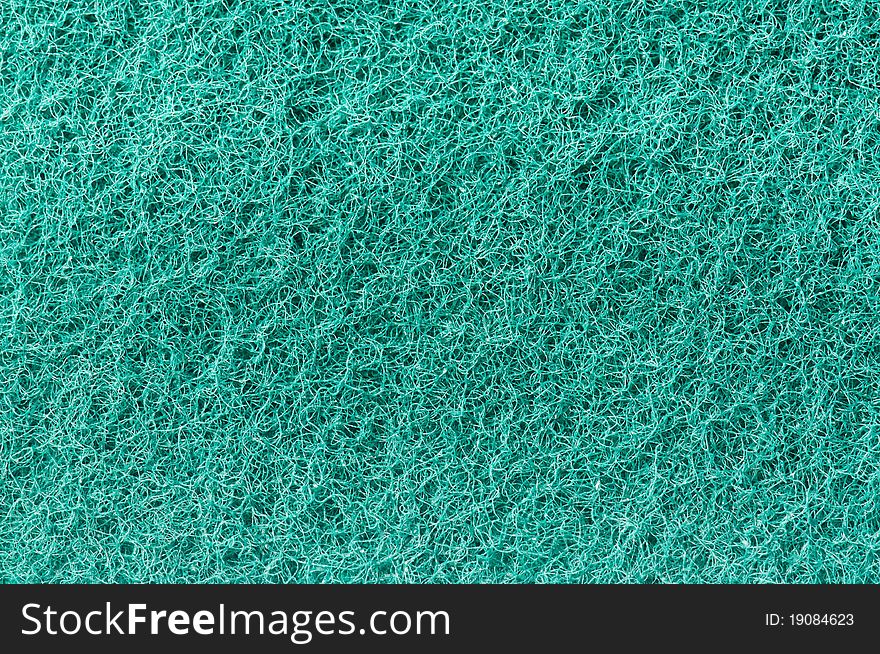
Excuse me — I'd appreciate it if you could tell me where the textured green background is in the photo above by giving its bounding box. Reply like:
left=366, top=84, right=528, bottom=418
left=3, top=0, right=880, bottom=582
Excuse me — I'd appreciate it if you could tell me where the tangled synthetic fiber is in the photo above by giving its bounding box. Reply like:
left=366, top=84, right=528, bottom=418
left=2, top=0, right=880, bottom=583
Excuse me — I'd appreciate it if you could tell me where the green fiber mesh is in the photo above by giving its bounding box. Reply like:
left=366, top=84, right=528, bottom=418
left=2, top=0, right=880, bottom=583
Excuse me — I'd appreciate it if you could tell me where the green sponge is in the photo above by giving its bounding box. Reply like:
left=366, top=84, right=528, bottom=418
left=2, top=0, right=880, bottom=582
